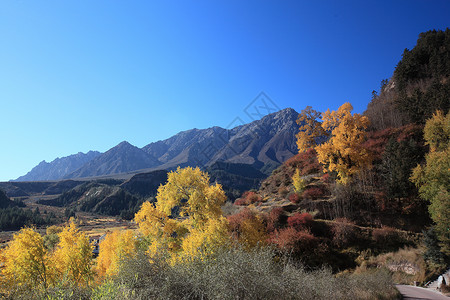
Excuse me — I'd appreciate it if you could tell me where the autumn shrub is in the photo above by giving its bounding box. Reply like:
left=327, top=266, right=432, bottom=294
left=285, top=148, right=321, bottom=175
left=331, top=218, right=357, bottom=248
left=265, top=207, right=284, bottom=232
left=227, top=208, right=268, bottom=249
left=278, top=186, right=289, bottom=198
left=372, top=226, right=403, bottom=250
left=288, top=192, right=301, bottom=204
left=302, top=186, right=324, bottom=200
left=321, top=173, right=331, bottom=183
left=269, top=227, right=317, bottom=253
left=234, top=191, right=262, bottom=206
left=287, top=212, right=313, bottom=230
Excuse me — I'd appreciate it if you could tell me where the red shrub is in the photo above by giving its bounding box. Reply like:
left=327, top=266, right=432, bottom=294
left=288, top=193, right=301, bottom=204
left=234, top=191, right=262, bottom=206
left=228, top=208, right=252, bottom=231
left=302, top=187, right=324, bottom=200
left=269, top=227, right=317, bottom=252
left=265, top=207, right=284, bottom=232
left=285, top=148, right=321, bottom=175
left=321, top=173, right=330, bottom=183
left=234, top=198, right=248, bottom=206
left=287, top=212, right=313, bottom=230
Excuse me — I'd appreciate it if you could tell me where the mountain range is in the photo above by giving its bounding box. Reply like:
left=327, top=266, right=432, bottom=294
left=15, top=108, right=300, bottom=181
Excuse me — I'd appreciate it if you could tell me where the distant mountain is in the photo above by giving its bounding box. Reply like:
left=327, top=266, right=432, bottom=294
left=17, top=108, right=300, bottom=180
left=15, top=151, right=100, bottom=181
left=142, top=107, right=300, bottom=172
left=65, top=141, right=160, bottom=179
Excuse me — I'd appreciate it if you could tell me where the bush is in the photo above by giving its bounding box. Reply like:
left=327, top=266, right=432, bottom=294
left=269, top=227, right=317, bottom=253
left=372, top=226, right=405, bottom=250
left=278, top=186, right=289, bottom=198
left=265, top=207, right=284, bottom=232
left=331, top=218, right=357, bottom=248
left=287, top=212, right=313, bottom=230
left=288, top=192, right=301, bottom=204
left=234, top=191, right=262, bottom=206
left=111, top=247, right=399, bottom=300
left=302, top=187, right=325, bottom=200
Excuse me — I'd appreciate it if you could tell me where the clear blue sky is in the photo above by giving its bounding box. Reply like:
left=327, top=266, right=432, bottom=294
left=0, top=0, right=449, bottom=181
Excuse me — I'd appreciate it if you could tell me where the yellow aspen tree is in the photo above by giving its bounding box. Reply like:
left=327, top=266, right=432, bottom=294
left=315, top=102, right=372, bottom=184
left=134, top=167, right=230, bottom=263
left=0, top=227, right=53, bottom=293
left=296, top=106, right=328, bottom=153
left=52, top=221, right=94, bottom=286
left=96, top=230, right=137, bottom=278
left=292, top=168, right=306, bottom=194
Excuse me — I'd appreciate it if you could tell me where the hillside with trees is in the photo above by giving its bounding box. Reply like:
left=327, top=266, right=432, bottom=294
left=0, top=29, right=448, bottom=299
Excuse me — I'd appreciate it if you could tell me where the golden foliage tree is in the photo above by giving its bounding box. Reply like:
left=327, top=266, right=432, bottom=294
left=0, top=227, right=52, bottom=293
left=134, top=167, right=230, bottom=262
left=52, top=221, right=94, bottom=286
left=296, top=106, right=328, bottom=153
left=292, top=168, right=306, bottom=194
left=315, top=102, right=372, bottom=184
left=411, top=110, right=450, bottom=255
left=96, top=230, right=137, bottom=278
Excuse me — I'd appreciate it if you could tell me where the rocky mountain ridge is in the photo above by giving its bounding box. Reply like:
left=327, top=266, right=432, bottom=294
left=15, top=108, right=300, bottom=181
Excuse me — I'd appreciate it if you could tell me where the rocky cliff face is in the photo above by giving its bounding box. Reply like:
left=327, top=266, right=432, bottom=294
left=15, top=151, right=100, bottom=181
left=65, top=141, right=159, bottom=179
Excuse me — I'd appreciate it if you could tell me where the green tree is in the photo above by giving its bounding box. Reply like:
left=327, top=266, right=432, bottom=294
left=411, top=110, right=450, bottom=255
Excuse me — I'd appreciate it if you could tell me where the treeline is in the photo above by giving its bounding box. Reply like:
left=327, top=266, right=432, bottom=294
left=365, top=29, right=450, bottom=129
left=0, top=189, right=55, bottom=231
left=0, top=206, right=54, bottom=231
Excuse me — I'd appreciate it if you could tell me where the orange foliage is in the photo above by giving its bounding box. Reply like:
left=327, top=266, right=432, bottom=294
left=287, top=212, right=313, bottom=230
left=288, top=193, right=301, bottom=204
left=302, top=187, right=325, bottom=200
left=227, top=208, right=268, bottom=249
left=234, top=191, right=262, bottom=206
left=269, top=227, right=317, bottom=252
left=265, top=207, right=284, bottom=232
left=316, top=102, right=372, bottom=184
left=285, top=148, right=321, bottom=175
left=96, top=230, right=137, bottom=279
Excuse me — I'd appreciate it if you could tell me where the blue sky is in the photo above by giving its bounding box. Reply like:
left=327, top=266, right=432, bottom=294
left=0, top=0, right=449, bottom=181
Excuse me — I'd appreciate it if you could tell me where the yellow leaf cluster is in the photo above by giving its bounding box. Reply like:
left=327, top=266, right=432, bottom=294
left=315, top=102, right=372, bottom=184
left=296, top=106, right=328, bottom=153
left=96, top=230, right=137, bottom=278
left=134, top=167, right=230, bottom=263
left=0, top=227, right=52, bottom=292
left=52, top=221, right=94, bottom=286
left=292, top=168, right=306, bottom=194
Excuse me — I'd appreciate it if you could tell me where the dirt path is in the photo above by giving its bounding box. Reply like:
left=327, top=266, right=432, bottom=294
left=396, top=285, right=449, bottom=300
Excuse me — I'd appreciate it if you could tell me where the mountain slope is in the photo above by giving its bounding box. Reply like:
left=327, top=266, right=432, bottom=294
left=18, top=108, right=300, bottom=180
left=15, top=151, right=100, bottom=181
left=65, top=141, right=159, bottom=179
left=142, top=107, right=300, bottom=172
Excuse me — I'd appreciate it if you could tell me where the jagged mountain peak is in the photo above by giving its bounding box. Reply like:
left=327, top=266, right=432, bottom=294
left=17, top=108, right=300, bottom=180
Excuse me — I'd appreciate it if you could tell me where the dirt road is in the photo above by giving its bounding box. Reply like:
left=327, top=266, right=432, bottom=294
left=396, top=285, right=449, bottom=300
